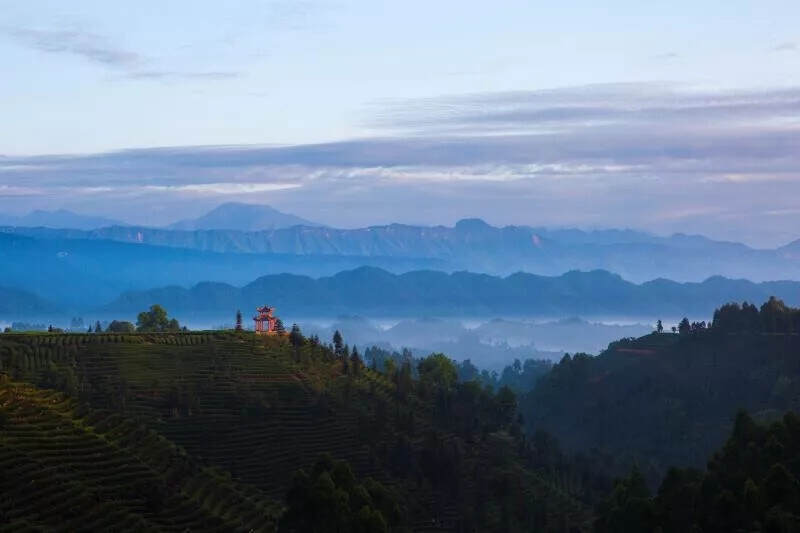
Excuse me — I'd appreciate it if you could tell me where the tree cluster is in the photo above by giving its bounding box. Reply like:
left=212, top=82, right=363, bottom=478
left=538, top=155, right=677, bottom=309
left=596, top=410, right=800, bottom=532
left=136, top=304, right=181, bottom=332
left=282, top=455, right=404, bottom=533
left=713, top=296, right=800, bottom=334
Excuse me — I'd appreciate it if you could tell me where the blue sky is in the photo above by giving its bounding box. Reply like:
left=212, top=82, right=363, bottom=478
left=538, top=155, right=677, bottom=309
left=2, top=0, right=800, bottom=245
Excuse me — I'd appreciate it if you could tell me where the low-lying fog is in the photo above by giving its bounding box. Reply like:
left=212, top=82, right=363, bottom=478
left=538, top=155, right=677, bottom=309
left=5, top=314, right=703, bottom=371
left=221, top=315, right=667, bottom=370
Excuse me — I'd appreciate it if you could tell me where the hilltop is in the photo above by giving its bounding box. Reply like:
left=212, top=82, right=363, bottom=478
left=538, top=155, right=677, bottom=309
left=0, top=330, right=595, bottom=531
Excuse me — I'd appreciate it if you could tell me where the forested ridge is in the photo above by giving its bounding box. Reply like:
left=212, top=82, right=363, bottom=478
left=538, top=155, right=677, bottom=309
left=523, top=297, right=800, bottom=486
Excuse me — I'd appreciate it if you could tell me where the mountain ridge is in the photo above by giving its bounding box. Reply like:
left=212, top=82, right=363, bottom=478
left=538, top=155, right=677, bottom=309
left=3, top=219, right=799, bottom=282
left=0, top=209, right=123, bottom=230
left=102, top=266, right=800, bottom=319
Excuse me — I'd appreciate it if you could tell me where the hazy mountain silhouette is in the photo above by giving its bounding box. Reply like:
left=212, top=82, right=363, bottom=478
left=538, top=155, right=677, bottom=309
left=168, top=202, right=319, bottom=231
left=104, top=266, right=800, bottom=318
left=0, top=233, right=444, bottom=311
left=0, top=209, right=123, bottom=230
left=4, top=218, right=800, bottom=282
left=0, top=286, right=51, bottom=315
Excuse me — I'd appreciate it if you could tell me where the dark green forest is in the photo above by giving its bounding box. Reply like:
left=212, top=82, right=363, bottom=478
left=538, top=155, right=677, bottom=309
left=1, top=297, right=800, bottom=531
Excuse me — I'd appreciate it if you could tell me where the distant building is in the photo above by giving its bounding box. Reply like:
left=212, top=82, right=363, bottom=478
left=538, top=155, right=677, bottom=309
left=253, top=306, right=278, bottom=335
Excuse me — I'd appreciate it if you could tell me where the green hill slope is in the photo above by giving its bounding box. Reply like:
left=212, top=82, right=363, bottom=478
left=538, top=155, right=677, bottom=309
left=522, top=298, right=800, bottom=485
left=0, top=380, right=280, bottom=532
left=0, top=331, right=593, bottom=531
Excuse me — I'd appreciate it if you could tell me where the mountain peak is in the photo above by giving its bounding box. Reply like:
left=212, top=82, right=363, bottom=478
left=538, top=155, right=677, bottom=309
left=454, top=218, right=492, bottom=231
left=168, top=202, right=320, bottom=231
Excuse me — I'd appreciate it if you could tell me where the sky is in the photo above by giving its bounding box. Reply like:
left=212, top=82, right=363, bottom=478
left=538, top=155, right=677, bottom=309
left=2, top=0, right=800, bottom=246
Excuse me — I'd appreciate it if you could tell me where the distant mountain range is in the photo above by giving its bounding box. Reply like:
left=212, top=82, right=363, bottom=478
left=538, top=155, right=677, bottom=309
left=0, top=286, right=51, bottom=316
left=0, top=209, right=123, bottom=230
left=104, top=266, right=800, bottom=319
left=4, top=216, right=800, bottom=283
left=168, top=202, right=320, bottom=231
left=0, top=232, right=444, bottom=311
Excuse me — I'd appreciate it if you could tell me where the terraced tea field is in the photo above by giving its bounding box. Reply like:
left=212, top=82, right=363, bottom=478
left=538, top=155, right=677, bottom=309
left=0, top=331, right=592, bottom=531
left=0, top=381, right=280, bottom=532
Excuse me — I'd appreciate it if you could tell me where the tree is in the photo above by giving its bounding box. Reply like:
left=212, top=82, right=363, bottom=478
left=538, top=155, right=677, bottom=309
left=107, top=320, right=135, bottom=333
left=137, top=304, right=180, bottom=332
left=95, top=320, right=102, bottom=333
left=350, top=346, right=363, bottom=375
left=595, top=466, right=655, bottom=533
left=678, top=317, right=691, bottom=335
left=235, top=310, right=243, bottom=331
left=274, top=317, right=285, bottom=334
left=333, top=330, right=344, bottom=355
left=656, top=320, right=663, bottom=334
left=289, top=324, right=305, bottom=347
left=282, top=455, right=401, bottom=532
left=418, top=353, right=458, bottom=392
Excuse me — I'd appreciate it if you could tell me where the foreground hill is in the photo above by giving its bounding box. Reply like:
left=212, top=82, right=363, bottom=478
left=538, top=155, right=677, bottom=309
left=106, top=267, right=800, bottom=318
left=0, top=331, right=593, bottom=531
left=4, top=219, right=800, bottom=282
left=522, top=298, right=800, bottom=485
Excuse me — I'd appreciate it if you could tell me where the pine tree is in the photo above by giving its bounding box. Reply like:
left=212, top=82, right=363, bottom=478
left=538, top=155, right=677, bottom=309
left=274, top=318, right=285, bottom=334
left=95, top=321, right=102, bottom=333
left=289, top=324, right=304, bottom=347
left=350, top=345, right=362, bottom=375
left=235, top=310, right=243, bottom=331
left=333, top=330, right=344, bottom=355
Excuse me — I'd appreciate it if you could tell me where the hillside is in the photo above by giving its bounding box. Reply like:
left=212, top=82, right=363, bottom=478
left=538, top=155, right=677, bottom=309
left=168, top=203, right=320, bottom=231
left=4, top=220, right=799, bottom=282
left=0, top=331, right=594, bottom=531
left=105, top=267, right=800, bottom=318
left=522, top=298, right=800, bottom=485
left=0, top=381, right=281, bottom=531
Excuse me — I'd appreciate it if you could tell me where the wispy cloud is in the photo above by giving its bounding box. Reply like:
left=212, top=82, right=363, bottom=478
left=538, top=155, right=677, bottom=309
left=2, top=83, right=800, bottom=245
left=654, top=52, right=679, bottom=60
left=6, top=27, right=142, bottom=67
left=125, top=70, right=242, bottom=81
left=4, top=26, right=242, bottom=81
left=772, top=42, right=797, bottom=52
left=143, top=182, right=301, bottom=195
